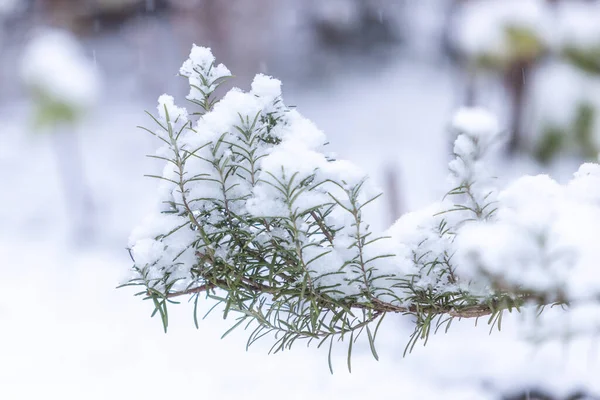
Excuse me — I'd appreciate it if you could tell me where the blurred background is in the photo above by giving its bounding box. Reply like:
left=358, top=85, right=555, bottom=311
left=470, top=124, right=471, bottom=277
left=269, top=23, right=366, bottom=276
left=1, top=1, right=600, bottom=399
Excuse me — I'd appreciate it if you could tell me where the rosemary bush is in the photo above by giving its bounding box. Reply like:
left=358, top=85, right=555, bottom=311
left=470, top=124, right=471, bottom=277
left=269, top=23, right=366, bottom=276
left=124, top=45, right=600, bottom=371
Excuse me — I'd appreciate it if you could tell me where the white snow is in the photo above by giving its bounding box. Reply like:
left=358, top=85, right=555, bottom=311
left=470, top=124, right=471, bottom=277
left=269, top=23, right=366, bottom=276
left=452, top=107, right=500, bottom=142
left=179, top=44, right=231, bottom=103
left=455, top=166, right=600, bottom=314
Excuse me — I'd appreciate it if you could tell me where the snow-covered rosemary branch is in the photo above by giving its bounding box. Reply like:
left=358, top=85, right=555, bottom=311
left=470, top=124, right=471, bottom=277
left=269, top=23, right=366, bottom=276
left=123, top=45, right=600, bottom=369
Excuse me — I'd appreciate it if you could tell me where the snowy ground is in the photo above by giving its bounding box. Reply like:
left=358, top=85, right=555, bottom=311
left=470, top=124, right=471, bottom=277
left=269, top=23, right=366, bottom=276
left=1, top=55, right=599, bottom=399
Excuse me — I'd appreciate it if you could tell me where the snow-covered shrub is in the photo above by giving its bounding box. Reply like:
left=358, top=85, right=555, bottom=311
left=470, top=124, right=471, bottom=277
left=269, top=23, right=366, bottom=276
left=450, top=0, right=552, bottom=153
left=125, top=45, right=600, bottom=368
left=556, top=1, right=600, bottom=76
left=451, top=0, right=550, bottom=70
left=20, top=28, right=101, bottom=240
left=450, top=0, right=600, bottom=160
left=527, top=2, right=600, bottom=162
left=21, top=29, right=100, bottom=128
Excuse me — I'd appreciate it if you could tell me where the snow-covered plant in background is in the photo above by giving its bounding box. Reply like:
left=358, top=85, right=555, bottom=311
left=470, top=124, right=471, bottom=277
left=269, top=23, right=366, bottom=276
left=452, top=0, right=549, bottom=70
left=125, top=45, right=600, bottom=370
left=557, top=1, right=600, bottom=76
left=451, top=0, right=551, bottom=154
left=531, top=1, right=600, bottom=163
left=531, top=76, right=600, bottom=163
left=21, top=28, right=101, bottom=240
left=451, top=0, right=600, bottom=162
left=21, top=29, right=100, bottom=128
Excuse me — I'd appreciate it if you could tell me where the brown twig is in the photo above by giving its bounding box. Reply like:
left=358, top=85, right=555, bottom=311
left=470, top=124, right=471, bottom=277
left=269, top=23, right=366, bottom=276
left=163, top=281, right=500, bottom=319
